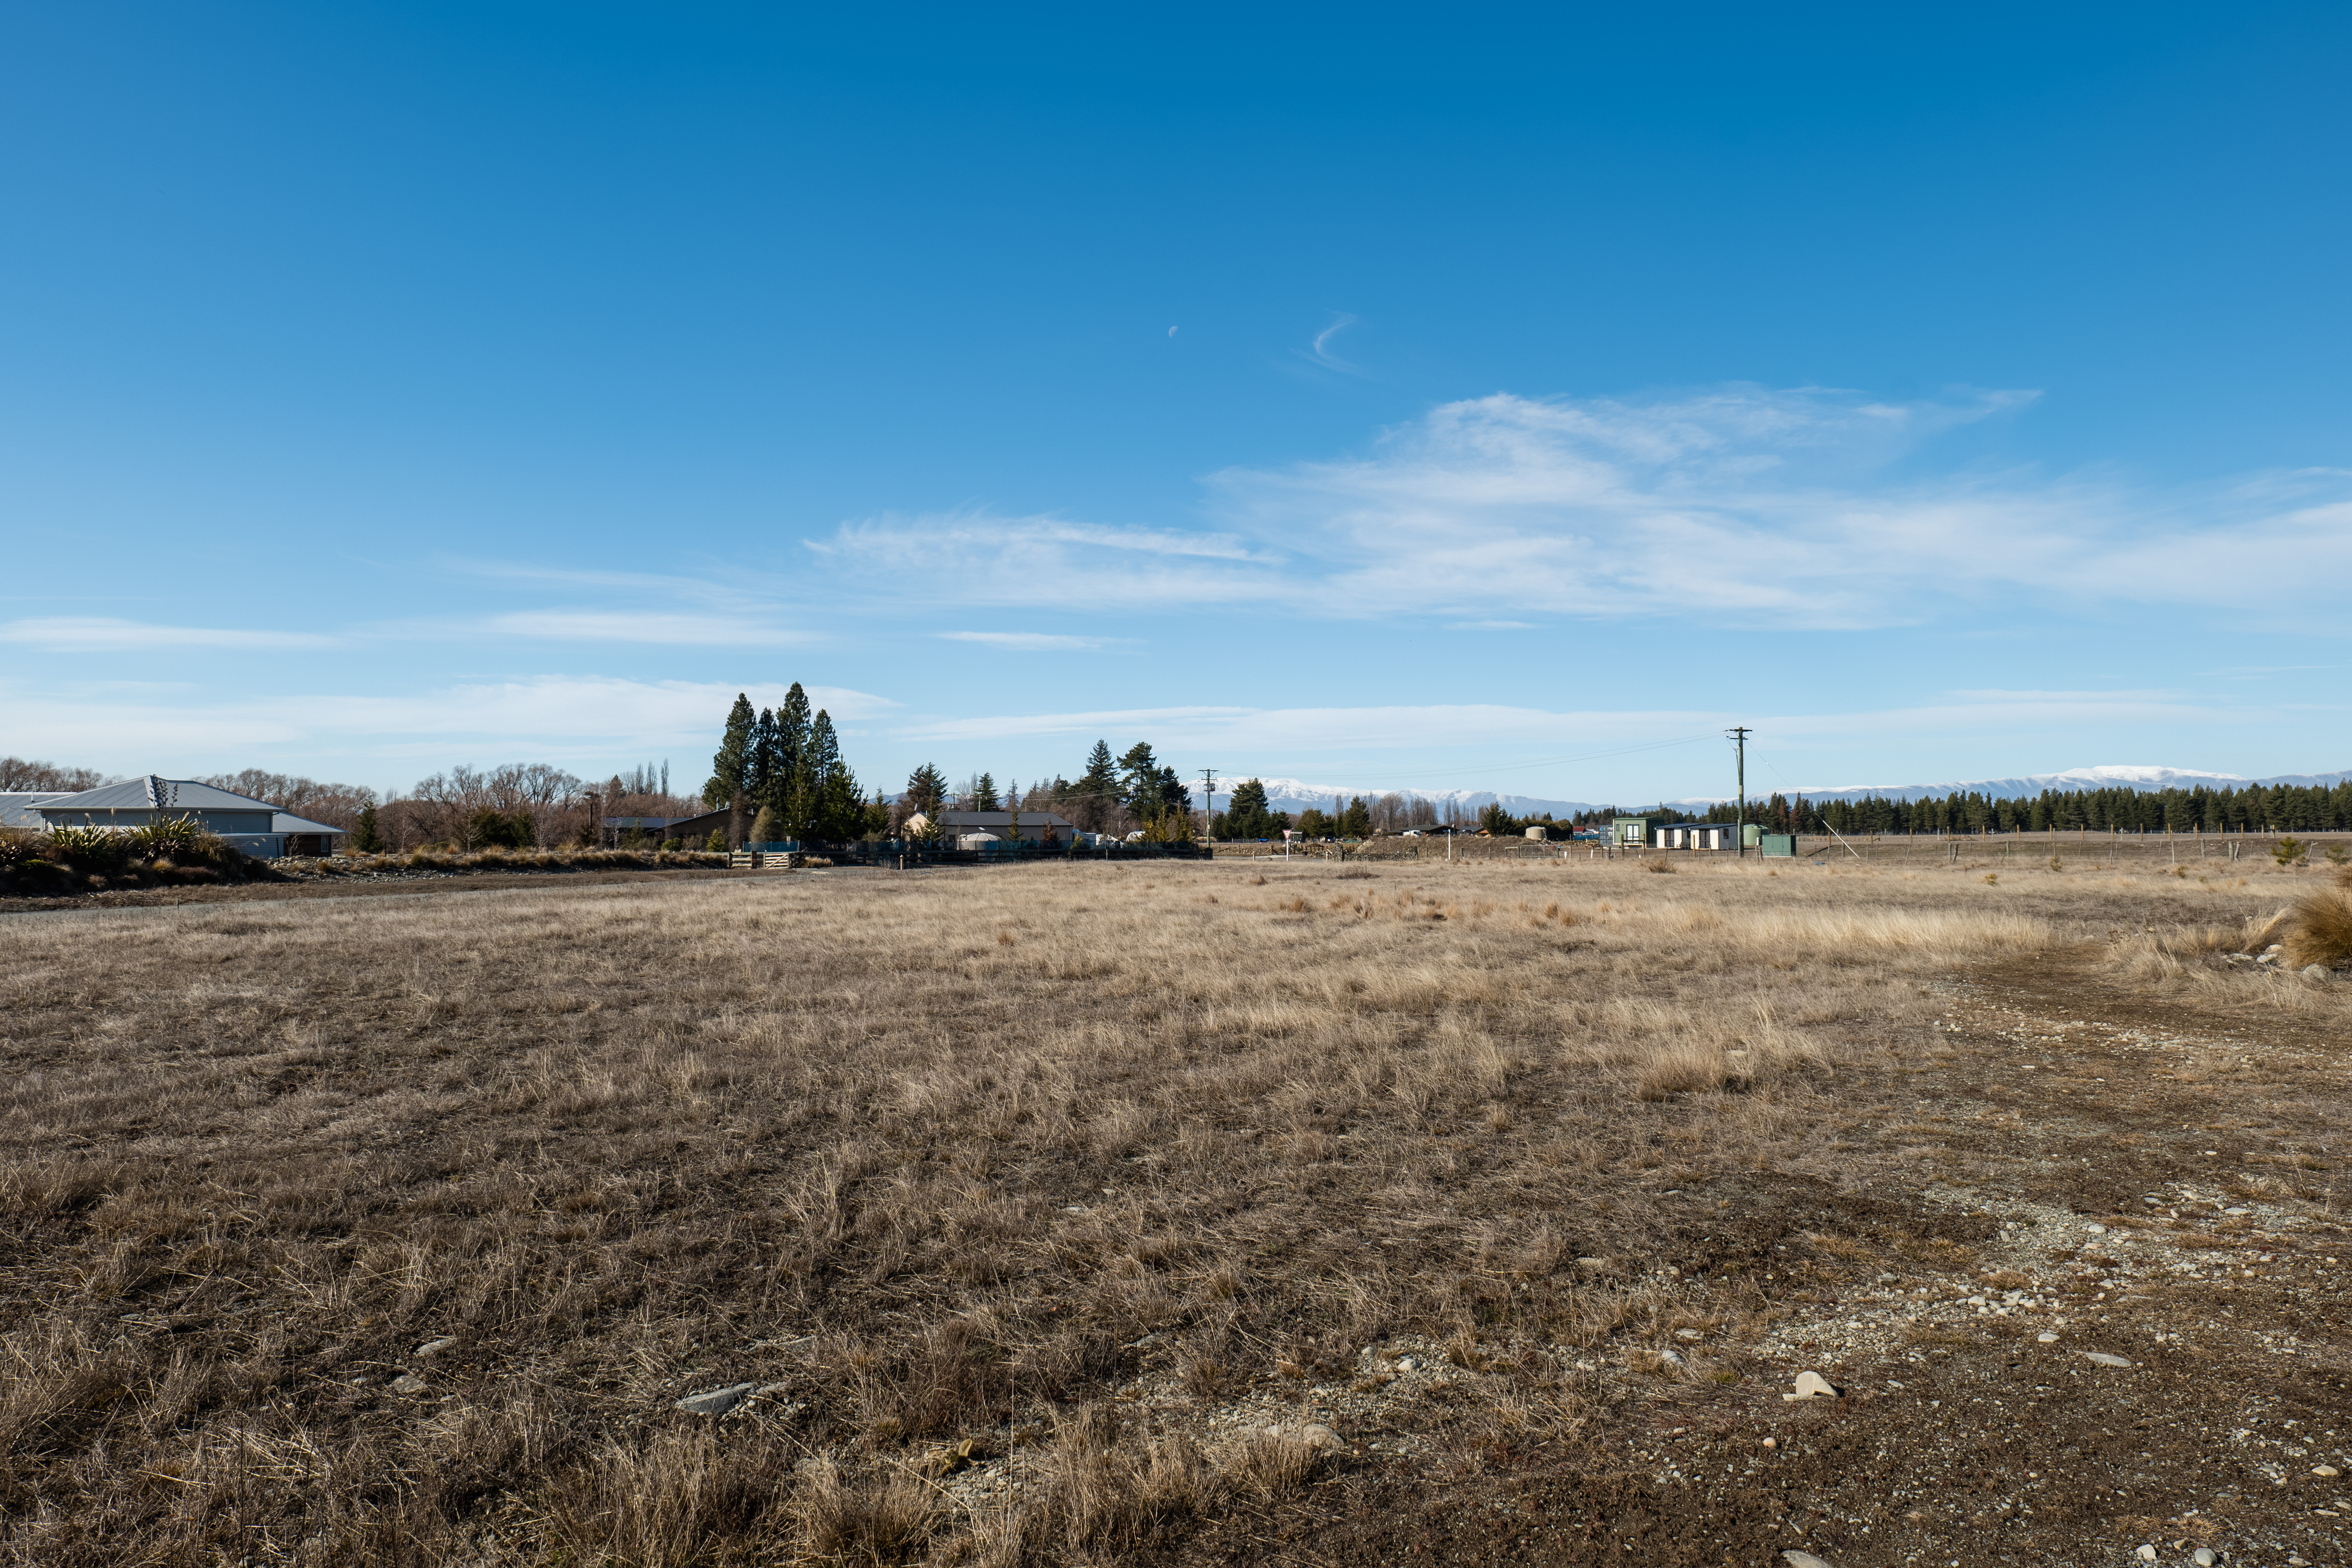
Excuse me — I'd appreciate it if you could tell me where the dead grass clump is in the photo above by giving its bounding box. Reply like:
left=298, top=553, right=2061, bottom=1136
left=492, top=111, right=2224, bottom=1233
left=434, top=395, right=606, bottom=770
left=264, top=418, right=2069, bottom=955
left=1635, top=1040, right=1734, bottom=1100
left=535, top=1426, right=794, bottom=1566
left=1225, top=1429, right=1322, bottom=1501
left=2280, top=886, right=2352, bottom=969
left=967, top=1406, right=1220, bottom=1559
left=792, top=1457, right=937, bottom=1564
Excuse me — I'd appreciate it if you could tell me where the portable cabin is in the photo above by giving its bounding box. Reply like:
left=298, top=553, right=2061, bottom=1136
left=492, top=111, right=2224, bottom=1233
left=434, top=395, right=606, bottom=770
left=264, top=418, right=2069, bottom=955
left=1655, top=822, right=1742, bottom=851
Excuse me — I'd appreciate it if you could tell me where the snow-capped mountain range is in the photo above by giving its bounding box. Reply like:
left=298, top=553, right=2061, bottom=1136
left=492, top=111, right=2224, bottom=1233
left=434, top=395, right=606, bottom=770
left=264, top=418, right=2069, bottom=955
left=1232, top=765, right=2350, bottom=819
left=1683, top=764, right=2352, bottom=808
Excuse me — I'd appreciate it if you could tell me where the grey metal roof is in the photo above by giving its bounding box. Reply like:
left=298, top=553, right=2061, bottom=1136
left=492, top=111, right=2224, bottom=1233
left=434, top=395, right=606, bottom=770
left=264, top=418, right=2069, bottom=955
left=0, top=791, right=70, bottom=828
left=272, top=812, right=346, bottom=835
left=32, top=778, right=277, bottom=812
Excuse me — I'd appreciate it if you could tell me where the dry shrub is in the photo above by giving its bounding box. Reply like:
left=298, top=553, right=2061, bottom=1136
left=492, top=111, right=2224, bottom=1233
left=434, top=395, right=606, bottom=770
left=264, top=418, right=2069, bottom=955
left=793, top=1458, right=937, bottom=1564
left=2281, top=887, right=2352, bottom=969
left=1636, top=1040, right=1732, bottom=1101
left=538, top=1426, right=794, bottom=1567
left=976, top=1405, right=1219, bottom=1559
left=1176, top=1351, right=1229, bottom=1399
left=1224, top=1429, right=1322, bottom=1500
left=0, top=1320, right=133, bottom=1483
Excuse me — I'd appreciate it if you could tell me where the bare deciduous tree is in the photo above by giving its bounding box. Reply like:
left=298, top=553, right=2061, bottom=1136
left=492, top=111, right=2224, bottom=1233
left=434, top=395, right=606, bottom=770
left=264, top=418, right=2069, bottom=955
left=0, top=758, right=113, bottom=792
left=200, top=769, right=380, bottom=830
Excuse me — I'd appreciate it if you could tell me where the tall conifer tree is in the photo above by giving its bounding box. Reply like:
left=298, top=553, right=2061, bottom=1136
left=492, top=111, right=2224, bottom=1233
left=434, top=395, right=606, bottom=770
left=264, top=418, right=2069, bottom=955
left=904, top=763, right=947, bottom=816
left=705, top=693, right=756, bottom=807
left=777, top=682, right=814, bottom=833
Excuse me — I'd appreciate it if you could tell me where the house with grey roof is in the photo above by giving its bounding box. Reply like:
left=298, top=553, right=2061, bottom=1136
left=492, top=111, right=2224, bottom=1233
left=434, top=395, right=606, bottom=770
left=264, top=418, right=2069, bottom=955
left=26, top=776, right=345, bottom=858
left=0, top=792, right=72, bottom=830
left=933, top=809, right=1077, bottom=845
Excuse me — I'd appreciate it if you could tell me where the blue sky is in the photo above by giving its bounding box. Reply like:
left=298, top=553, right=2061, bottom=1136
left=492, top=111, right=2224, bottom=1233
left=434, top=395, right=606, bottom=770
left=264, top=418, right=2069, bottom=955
left=5, top=2, right=2350, bottom=806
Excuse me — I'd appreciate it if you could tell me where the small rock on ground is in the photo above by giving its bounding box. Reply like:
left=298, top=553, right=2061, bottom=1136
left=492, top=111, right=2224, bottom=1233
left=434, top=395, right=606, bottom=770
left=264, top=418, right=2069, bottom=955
left=413, top=1337, right=458, bottom=1358
left=1783, top=1370, right=1839, bottom=1401
left=389, top=1373, right=428, bottom=1394
left=1782, top=1551, right=1837, bottom=1568
left=2083, top=1351, right=2133, bottom=1368
left=675, top=1382, right=758, bottom=1416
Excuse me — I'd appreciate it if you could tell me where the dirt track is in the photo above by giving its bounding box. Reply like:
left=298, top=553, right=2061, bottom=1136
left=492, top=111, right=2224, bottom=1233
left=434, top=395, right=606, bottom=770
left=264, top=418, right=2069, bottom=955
left=1175, top=950, right=2349, bottom=1567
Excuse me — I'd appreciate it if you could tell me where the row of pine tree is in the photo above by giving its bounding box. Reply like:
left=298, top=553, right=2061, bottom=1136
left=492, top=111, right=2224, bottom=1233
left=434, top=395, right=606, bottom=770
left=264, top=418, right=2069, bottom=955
left=1565, top=781, right=2352, bottom=836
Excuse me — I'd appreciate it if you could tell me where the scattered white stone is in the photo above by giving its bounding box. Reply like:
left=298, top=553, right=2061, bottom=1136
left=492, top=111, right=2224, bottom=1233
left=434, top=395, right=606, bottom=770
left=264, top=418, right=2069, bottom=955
left=1762, top=1436, right=1777, bottom=1449
left=1675, top=1328, right=1701, bottom=1340
left=2037, top=1332, right=2059, bottom=1344
left=2137, top=1547, right=2157, bottom=1562
left=1297, top=1423, right=1346, bottom=1453
left=2083, top=1351, right=2133, bottom=1368
left=413, top=1337, right=458, bottom=1359
left=1782, top=1551, right=1837, bottom=1568
left=388, top=1373, right=428, bottom=1394
left=1575, top=1256, right=1607, bottom=1267
left=675, top=1382, right=758, bottom=1416
left=2317, top=1464, right=2343, bottom=1477
left=1783, top=1370, right=1839, bottom=1401
left=1658, top=1347, right=1685, bottom=1365
left=2303, top=964, right=2332, bottom=980
left=2087, top=1224, right=2108, bottom=1234
left=2225, top=1207, right=2252, bottom=1216
left=2194, top=1549, right=2216, bottom=1567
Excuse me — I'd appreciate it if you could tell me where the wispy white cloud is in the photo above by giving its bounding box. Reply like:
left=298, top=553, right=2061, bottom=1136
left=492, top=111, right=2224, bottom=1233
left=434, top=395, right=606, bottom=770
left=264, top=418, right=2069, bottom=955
left=0, top=676, right=900, bottom=784
left=890, top=688, right=2259, bottom=759
left=1303, top=311, right=1362, bottom=373
left=936, top=631, right=1121, bottom=651
left=437, top=557, right=782, bottom=609
left=482, top=610, right=816, bottom=646
left=817, top=385, right=2352, bottom=631
left=0, top=617, right=336, bottom=651
left=813, top=508, right=1289, bottom=608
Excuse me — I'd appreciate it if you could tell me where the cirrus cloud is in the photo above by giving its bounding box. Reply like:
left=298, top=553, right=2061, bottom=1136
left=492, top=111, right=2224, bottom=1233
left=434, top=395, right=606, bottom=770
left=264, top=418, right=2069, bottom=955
left=0, top=617, right=338, bottom=652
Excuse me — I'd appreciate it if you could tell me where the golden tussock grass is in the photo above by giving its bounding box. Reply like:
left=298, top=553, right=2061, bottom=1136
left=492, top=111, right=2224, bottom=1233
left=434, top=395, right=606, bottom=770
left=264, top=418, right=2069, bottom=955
left=0, top=855, right=2326, bottom=1562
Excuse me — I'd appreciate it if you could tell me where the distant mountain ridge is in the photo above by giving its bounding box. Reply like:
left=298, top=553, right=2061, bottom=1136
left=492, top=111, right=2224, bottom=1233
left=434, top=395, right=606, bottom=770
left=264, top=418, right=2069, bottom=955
left=1230, top=765, right=2352, bottom=820
left=1664, top=764, right=2352, bottom=809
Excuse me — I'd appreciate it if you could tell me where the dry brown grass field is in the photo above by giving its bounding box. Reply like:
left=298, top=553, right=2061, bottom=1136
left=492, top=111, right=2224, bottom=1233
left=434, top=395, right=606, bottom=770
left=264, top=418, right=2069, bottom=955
left=2, top=857, right=2347, bottom=1566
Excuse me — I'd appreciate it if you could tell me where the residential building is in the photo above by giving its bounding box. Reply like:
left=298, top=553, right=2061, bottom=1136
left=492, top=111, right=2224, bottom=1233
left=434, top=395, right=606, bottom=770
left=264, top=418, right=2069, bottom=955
left=28, top=777, right=345, bottom=858
left=934, top=809, right=1076, bottom=845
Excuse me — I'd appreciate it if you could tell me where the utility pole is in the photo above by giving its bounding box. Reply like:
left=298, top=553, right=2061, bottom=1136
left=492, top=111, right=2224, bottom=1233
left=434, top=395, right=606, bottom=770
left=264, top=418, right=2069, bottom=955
left=1727, top=726, right=1751, bottom=858
left=1197, top=768, right=1218, bottom=846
